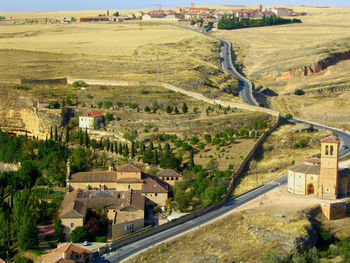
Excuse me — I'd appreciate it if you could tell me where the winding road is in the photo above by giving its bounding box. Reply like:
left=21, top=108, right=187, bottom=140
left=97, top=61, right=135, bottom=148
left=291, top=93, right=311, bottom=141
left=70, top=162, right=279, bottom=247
left=94, top=26, right=350, bottom=262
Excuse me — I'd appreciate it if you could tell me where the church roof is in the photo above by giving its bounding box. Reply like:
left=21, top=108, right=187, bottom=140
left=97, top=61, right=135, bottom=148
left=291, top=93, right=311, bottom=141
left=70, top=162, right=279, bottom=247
left=289, top=162, right=320, bottom=174
left=304, top=157, right=321, bottom=165
left=321, top=135, right=339, bottom=143
left=70, top=171, right=118, bottom=182
left=60, top=189, right=88, bottom=218
left=117, top=163, right=141, bottom=173
left=142, top=176, right=169, bottom=193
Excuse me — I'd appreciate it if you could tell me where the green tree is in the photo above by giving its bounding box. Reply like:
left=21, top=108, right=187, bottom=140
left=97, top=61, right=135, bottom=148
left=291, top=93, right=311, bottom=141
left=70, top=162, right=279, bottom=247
left=54, top=218, right=65, bottom=242
left=0, top=211, right=10, bottom=259
left=204, top=134, right=212, bottom=143
left=182, top=102, right=188, bottom=114
left=70, top=226, right=88, bottom=243
left=18, top=213, right=38, bottom=250
left=294, top=89, right=305, bottom=95
left=124, top=144, right=129, bottom=158
left=50, top=126, right=53, bottom=141
left=174, top=106, right=179, bottom=114
left=190, top=136, right=199, bottom=145
left=189, top=148, right=195, bottom=169
left=54, top=126, right=58, bottom=141
left=166, top=105, right=173, bottom=114
left=65, top=126, right=69, bottom=144
left=131, top=142, right=136, bottom=158
left=97, top=101, right=103, bottom=109
left=84, top=129, right=89, bottom=148
left=70, top=147, right=89, bottom=172
left=14, top=256, right=33, bottom=263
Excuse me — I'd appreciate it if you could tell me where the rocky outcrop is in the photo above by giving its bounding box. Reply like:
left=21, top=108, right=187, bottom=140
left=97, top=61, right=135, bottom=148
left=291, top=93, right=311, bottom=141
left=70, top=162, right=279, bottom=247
left=280, top=50, right=350, bottom=80
left=243, top=211, right=318, bottom=255
left=0, top=92, right=62, bottom=139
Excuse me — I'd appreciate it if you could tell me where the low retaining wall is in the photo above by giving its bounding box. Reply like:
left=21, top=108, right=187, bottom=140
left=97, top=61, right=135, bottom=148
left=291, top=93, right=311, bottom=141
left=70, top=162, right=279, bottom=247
left=21, top=78, right=67, bottom=85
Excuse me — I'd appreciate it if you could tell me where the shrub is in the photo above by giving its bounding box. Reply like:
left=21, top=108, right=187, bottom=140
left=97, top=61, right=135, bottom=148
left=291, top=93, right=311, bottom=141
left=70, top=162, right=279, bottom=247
left=14, top=256, right=32, bottom=263
left=99, top=85, right=106, bottom=90
left=294, top=89, right=305, bottom=95
left=72, top=80, right=87, bottom=88
left=70, top=226, right=88, bottom=243
left=286, top=113, right=293, bottom=120
left=95, top=236, right=107, bottom=243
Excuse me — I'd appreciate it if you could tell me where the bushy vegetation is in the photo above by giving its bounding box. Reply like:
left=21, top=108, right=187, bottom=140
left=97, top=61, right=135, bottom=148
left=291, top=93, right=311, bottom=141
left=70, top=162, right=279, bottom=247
left=218, top=15, right=302, bottom=30
left=294, top=89, right=305, bottom=95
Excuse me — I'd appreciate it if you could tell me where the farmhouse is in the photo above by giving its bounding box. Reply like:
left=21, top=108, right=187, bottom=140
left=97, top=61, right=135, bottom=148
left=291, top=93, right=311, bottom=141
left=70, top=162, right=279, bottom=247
left=79, top=110, right=104, bottom=130
left=66, top=163, right=169, bottom=206
left=288, top=135, right=350, bottom=199
left=157, top=169, right=182, bottom=186
left=41, top=243, right=92, bottom=263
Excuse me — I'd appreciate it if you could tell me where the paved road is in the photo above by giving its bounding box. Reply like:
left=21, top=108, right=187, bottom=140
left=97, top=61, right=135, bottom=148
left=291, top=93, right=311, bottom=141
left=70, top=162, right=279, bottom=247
left=94, top=26, right=350, bottom=262
left=95, top=176, right=287, bottom=263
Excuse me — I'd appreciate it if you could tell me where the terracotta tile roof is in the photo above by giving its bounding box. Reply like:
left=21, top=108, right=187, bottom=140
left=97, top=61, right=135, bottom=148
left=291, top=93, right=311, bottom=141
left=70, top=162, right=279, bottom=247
left=321, top=135, right=339, bottom=143
left=70, top=171, right=118, bottom=182
left=117, top=163, right=141, bottom=173
left=60, top=189, right=88, bottom=218
left=41, top=243, right=92, bottom=262
left=0, top=259, right=6, bottom=263
left=157, top=169, right=182, bottom=178
left=289, top=163, right=320, bottom=174
left=80, top=110, right=104, bottom=118
left=304, top=157, right=321, bottom=165
left=116, top=178, right=144, bottom=183
left=142, top=175, right=169, bottom=193
left=56, top=259, right=75, bottom=263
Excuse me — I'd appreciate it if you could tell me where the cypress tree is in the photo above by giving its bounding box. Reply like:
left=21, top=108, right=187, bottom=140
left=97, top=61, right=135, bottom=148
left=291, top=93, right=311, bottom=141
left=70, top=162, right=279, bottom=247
left=189, top=148, right=195, bottom=169
left=50, top=126, right=53, bottom=141
left=158, top=143, right=162, bottom=150
left=65, top=126, right=69, bottom=143
left=99, top=138, right=103, bottom=149
left=131, top=141, right=135, bottom=158
left=106, top=138, right=110, bottom=152
left=84, top=129, right=89, bottom=148
left=182, top=102, right=188, bottom=114
left=114, top=141, right=118, bottom=154
left=124, top=144, right=129, bottom=158
left=110, top=143, right=114, bottom=153
left=149, top=141, right=154, bottom=150
left=79, top=129, right=84, bottom=145
left=18, top=213, right=38, bottom=250
left=153, top=149, right=159, bottom=165
left=118, top=143, right=123, bottom=155
left=54, top=125, right=58, bottom=141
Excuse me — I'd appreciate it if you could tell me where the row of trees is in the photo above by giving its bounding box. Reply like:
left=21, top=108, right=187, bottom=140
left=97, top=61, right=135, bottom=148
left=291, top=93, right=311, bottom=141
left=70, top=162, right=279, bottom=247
left=218, top=15, right=302, bottom=30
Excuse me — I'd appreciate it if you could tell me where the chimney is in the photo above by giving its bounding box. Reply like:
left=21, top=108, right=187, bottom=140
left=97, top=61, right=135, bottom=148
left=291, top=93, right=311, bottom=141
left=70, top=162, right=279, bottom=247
left=108, top=162, right=115, bottom=172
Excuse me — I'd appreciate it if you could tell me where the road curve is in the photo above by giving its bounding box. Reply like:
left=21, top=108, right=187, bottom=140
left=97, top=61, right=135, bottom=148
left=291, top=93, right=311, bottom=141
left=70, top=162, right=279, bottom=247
left=94, top=26, right=350, bottom=262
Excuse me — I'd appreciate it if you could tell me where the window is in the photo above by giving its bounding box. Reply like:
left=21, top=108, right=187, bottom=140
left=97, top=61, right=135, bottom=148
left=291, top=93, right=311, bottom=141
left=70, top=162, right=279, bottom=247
left=327, top=188, right=329, bottom=192
left=325, top=145, right=329, bottom=155
left=330, top=146, right=334, bottom=155
left=71, top=223, right=74, bottom=228
left=113, top=210, right=116, bottom=212
left=155, top=193, right=158, bottom=196
left=128, top=185, right=130, bottom=189
left=124, top=223, right=134, bottom=231
left=176, top=177, right=178, bottom=180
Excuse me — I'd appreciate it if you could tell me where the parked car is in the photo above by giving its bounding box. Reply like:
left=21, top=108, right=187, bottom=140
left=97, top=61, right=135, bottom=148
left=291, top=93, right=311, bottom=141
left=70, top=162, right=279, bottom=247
left=83, top=241, right=89, bottom=246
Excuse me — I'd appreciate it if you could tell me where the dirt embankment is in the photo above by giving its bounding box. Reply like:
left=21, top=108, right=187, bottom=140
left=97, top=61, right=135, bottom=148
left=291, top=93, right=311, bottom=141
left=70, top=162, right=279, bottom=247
left=279, top=50, right=350, bottom=80
left=0, top=91, right=62, bottom=139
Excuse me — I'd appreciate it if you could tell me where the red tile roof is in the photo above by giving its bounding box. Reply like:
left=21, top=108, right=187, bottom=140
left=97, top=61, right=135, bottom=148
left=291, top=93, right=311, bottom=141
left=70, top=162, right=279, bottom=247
left=117, top=163, right=141, bottom=173
left=189, top=7, right=209, bottom=11
left=157, top=169, right=182, bottom=178
left=60, top=189, right=88, bottom=218
left=321, top=135, right=339, bottom=143
left=70, top=171, right=118, bottom=182
left=142, top=176, right=169, bottom=193
left=41, top=243, right=92, bottom=262
left=80, top=110, right=104, bottom=118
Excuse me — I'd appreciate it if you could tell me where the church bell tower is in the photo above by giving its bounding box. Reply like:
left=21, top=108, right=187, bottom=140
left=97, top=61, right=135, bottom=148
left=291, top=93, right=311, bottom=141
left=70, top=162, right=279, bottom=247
left=319, top=135, right=339, bottom=199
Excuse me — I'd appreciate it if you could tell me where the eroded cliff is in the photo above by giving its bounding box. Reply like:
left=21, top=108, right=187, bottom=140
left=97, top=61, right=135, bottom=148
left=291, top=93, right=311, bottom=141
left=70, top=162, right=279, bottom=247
left=0, top=91, right=62, bottom=139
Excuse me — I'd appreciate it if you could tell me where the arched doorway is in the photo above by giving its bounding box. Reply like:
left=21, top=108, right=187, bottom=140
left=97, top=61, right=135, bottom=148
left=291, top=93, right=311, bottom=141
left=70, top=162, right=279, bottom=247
left=307, top=184, right=314, bottom=195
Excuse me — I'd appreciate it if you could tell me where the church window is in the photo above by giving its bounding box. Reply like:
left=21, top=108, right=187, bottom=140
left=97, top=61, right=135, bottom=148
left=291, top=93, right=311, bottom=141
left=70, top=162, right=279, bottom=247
left=71, top=223, right=74, bottom=228
left=155, top=193, right=158, bottom=196
left=327, top=188, right=329, bottom=192
left=330, top=146, right=334, bottom=155
left=325, top=145, right=329, bottom=155
left=128, top=185, right=130, bottom=189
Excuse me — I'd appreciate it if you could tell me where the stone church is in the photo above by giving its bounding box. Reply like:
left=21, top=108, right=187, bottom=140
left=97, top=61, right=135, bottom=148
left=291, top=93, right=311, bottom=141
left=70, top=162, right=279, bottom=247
left=288, top=135, right=350, bottom=199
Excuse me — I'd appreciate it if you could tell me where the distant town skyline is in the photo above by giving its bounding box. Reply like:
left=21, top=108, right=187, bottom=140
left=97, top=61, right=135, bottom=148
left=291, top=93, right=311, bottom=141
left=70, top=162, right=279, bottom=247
left=1, top=0, right=350, bottom=13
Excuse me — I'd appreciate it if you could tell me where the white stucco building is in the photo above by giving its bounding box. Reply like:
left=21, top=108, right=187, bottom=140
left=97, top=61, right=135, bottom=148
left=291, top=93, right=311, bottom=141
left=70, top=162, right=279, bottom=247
left=79, top=110, right=104, bottom=129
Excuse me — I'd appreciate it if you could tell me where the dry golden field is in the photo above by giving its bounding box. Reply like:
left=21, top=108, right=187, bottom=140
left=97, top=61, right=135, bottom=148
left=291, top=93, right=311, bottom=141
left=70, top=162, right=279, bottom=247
left=215, top=6, right=350, bottom=129
left=0, top=22, right=238, bottom=97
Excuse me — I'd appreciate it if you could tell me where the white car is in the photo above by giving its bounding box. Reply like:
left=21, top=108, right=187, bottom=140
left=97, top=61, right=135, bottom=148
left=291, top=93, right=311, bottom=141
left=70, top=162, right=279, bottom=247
left=82, top=241, right=89, bottom=246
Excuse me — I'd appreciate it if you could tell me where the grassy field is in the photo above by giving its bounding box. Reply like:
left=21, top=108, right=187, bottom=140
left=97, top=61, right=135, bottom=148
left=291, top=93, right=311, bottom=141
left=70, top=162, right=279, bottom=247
left=215, top=6, right=350, bottom=130
left=0, top=22, right=238, bottom=97
left=233, top=123, right=330, bottom=196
